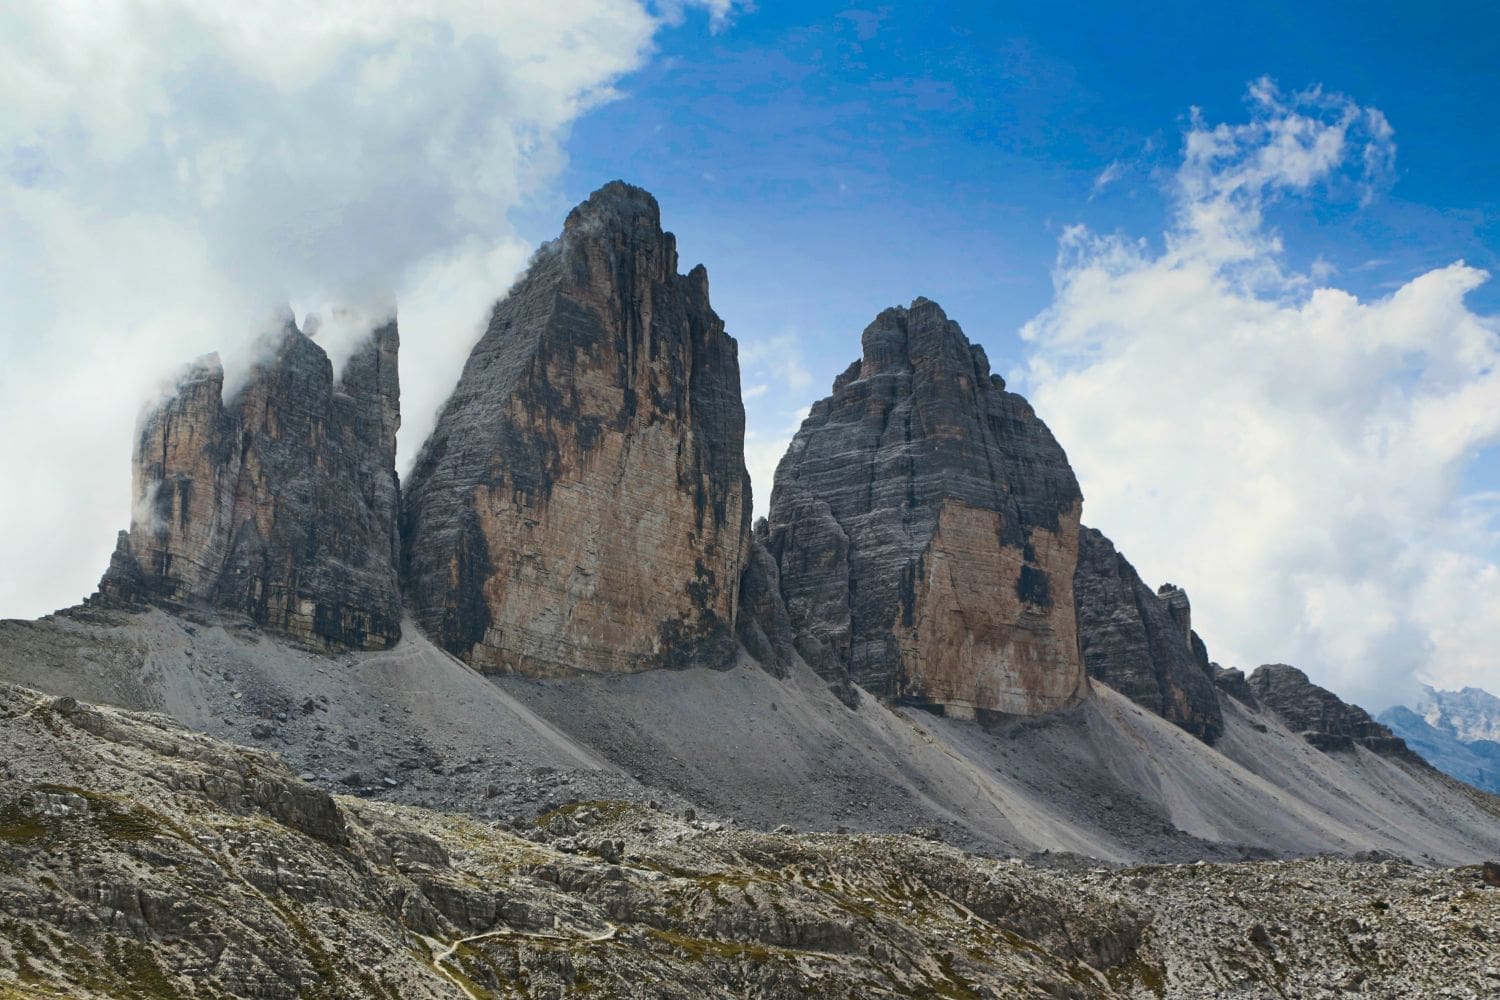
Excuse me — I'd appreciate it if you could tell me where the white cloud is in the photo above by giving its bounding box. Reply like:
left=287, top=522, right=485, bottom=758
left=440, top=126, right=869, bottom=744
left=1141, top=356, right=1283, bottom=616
left=743, top=405, right=815, bottom=520
left=0, top=0, right=732, bottom=620
left=740, top=332, right=814, bottom=392
left=1023, top=79, right=1500, bottom=709
left=1090, top=159, right=1125, bottom=198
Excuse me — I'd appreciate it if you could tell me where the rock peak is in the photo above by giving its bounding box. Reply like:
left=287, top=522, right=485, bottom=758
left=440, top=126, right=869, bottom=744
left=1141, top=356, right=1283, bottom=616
left=563, top=180, right=665, bottom=238
left=767, top=302, right=1086, bottom=715
left=1248, top=664, right=1409, bottom=754
left=95, top=317, right=403, bottom=650
left=401, top=183, right=749, bottom=675
left=858, top=297, right=993, bottom=382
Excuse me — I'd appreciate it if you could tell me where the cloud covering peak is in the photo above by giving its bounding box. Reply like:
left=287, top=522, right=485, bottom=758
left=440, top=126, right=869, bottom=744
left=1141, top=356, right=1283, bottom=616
left=0, top=0, right=730, bottom=620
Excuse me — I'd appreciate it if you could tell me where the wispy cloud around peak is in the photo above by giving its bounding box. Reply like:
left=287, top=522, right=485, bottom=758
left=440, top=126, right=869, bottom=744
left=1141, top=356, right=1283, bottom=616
left=0, top=0, right=730, bottom=620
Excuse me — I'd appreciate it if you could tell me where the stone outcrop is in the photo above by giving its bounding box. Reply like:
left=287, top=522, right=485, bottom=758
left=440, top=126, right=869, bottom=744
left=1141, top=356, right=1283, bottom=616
left=765, top=298, right=1087, bottom=716
left=1248, top=664, right=1409, bottom=754
left=400, top=182, right=750, bottom=675
left=95, top=317, right=402, bottom=650
left=735, top=523, right=797, bottom=681
left=1073, top=527, right=1224, bottom=741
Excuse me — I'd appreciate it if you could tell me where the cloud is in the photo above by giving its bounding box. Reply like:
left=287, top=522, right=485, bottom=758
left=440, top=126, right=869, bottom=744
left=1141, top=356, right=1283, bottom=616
left=743, top=404, right=815, bottom=520
left=0, top=0, right=731, bottom=620
left=740, top=333, right=814, bottom=392
left=1090, top=159, right=1126, bottom=198
left=1022, top=79, right=1500, bottom=710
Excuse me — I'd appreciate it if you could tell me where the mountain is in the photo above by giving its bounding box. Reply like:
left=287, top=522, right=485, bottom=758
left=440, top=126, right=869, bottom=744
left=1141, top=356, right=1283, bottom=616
left=94, top=317, right=402, bottom=650
left=2, top=181, right=1499, bottom=997
left=1415, top=684, right=1500, bottom=743
left=764, top=298, right=1088, bottom=718
left=1379, top=686, right=1500, bottom=795
left=400, top=182, right=750, bottom=676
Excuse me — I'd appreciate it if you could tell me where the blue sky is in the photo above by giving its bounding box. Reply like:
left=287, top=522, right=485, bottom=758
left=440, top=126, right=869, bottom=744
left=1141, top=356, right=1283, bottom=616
left=533, top=1, right=1497, bottom=387
left=1, top=1, right=1495, bottom=707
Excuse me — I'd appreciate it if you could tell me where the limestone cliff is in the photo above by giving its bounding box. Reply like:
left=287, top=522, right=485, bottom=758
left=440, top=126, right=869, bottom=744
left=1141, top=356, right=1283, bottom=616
left=765, top=298, right=1087, bottom=716
left=1248, top=664, right=1409, bottom=755
left=1073, top=527, right=1224, bottom=741
left=400, top=182, right=751, bottom=675
left=95, top=317, right=402, bottom=650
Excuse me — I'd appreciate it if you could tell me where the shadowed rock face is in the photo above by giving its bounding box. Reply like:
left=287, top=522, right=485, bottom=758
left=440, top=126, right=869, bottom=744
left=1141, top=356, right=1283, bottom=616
left=1073, top=527, right=1224, bottom=742
left=766, top=298, right=1087, bottom=716
left=96, top=318, right=402, bottom=650
left=1249, top=664, right=1409, bottom=754
left=400, top=181, right=751, bottom=675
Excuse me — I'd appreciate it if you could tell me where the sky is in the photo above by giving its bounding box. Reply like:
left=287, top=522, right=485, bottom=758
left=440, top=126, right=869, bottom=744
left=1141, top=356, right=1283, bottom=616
left=1, top=1, right=1496, bottom=710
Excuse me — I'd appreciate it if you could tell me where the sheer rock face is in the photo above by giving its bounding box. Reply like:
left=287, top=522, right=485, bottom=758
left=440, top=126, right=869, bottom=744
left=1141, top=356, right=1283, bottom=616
left=1073, top=527, right=1224, bottom=742
left=735, top=523, right=797, bottom=681
left=766, top=298, right=1087, bottom=716
left=96, top=320, right=402, bottom=650
left=400, top=182, right=750, bottom=676
left=1248, top=664, right=1409, bottom=754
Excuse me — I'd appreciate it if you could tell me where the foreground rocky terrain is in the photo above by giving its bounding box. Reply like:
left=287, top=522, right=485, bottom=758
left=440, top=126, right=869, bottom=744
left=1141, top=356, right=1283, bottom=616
left=3, top=683, right=1497, bottom=1000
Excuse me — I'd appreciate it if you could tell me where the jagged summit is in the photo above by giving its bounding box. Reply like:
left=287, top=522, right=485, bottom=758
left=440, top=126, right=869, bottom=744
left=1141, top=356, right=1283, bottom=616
left=1244, top=664, right=1410, bottom=754
left=400, top=180, right=750, bottom=675
left=95, top=316, right=402, bottom=650
left=765, top=297, right=1088, bottom=716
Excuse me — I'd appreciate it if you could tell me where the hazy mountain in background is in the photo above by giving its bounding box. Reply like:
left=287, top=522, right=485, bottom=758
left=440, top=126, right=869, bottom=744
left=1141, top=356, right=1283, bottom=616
left=1379, top=685, right=1500, bottom=794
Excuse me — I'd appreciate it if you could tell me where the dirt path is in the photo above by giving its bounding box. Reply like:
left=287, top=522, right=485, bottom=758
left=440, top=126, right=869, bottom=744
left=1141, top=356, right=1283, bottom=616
left=421, top=921, right=620, bottom=998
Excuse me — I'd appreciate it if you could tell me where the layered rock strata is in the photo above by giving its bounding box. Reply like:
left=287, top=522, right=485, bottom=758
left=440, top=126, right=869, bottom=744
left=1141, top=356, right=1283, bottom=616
left=766, top=298, right=1087, bottom=716
left=401, top=182, right=751, bottom=675
left=96, top=318, right=402, bottom=650
left=1248, top=664, right=1409, bottom=754
left=1073, top=527, right=1224, bottom=741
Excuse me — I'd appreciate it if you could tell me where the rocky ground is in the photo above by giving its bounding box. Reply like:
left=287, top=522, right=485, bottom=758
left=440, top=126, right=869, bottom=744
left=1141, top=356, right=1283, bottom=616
left=3, top=606, right=1500, bottom=870
left=2, top=682, right=1498, bottom=999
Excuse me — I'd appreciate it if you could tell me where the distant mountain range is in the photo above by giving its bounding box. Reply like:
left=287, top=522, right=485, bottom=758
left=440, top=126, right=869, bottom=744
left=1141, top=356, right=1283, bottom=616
left=1379, top=686, right=1500, bottom=795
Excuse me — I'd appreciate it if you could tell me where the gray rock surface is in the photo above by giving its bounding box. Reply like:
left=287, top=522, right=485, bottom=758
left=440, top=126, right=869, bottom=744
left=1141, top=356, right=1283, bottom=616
left=95, top=317, right=402, bottom=650
left=766, top=298, right=1087, bottom=716
left=4, top=606, right=1500, bottom=865
left=1249, top=664, right=1409, bottom=754
left=4, top=682, right=1499, bottom=999
left=400, top=181, right=750, bottom=676
left=1073, top=526, right=1224, bottom=741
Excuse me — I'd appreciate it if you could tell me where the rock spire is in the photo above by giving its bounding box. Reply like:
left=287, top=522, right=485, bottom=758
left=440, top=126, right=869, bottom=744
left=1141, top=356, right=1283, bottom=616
left=765, top=298, right=1088, bottom=716
left=400, top=181, right=751, bottom=675
left=96, top=317, right=402, bottom=649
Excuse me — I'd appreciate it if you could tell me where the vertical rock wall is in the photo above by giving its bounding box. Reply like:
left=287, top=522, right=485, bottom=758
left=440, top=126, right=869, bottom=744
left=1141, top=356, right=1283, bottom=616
left=1072, top=527, right=1224, bottom=741
left=400, top=182, right=751, bottom=675
left=96, top=319, right=402, bottom=650
left=766, top=299, right=1088, bottom=716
